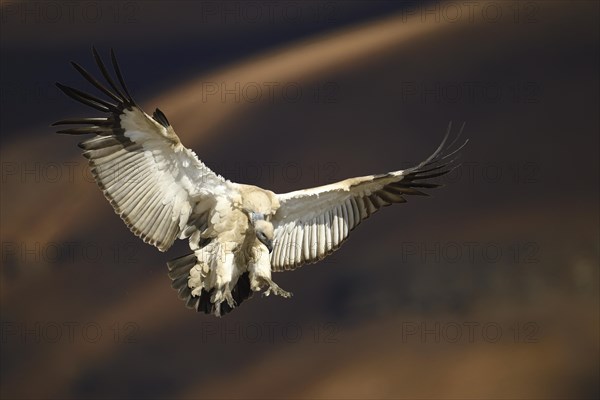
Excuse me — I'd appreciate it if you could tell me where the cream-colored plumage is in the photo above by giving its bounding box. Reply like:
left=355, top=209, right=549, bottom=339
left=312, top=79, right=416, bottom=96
left=55, top=49, right=466, bottom=316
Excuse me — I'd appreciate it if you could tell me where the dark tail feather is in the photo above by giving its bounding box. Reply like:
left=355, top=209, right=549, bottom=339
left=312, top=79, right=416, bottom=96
left=167, top=253, right=253, bottom=316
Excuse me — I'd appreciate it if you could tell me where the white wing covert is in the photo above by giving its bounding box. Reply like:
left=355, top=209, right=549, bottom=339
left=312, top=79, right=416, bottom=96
left=54, top=48, right=228, bottom=251
left=270, top=124, right=467, bottom=271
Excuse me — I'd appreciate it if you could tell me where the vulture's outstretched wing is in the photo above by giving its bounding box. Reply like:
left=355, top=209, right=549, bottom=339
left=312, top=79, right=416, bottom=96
left=270, top=123, right=467, bottom=271
left=54, top=48, right=228, bottom=251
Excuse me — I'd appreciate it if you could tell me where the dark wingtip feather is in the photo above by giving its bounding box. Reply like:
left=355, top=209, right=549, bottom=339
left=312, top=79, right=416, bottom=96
left=56, top=126, right=113, bottom=135
left=56, top=129, right=72, bottom=134
left=389, top=121, right=468, bottom=199
left=55, top=82, right=118, bottom=113
left=110, top=48, right=135, bottom=105
left=412, top=121, right=468, bottom=173
left=153, top=108, right=170, bottom=128
left=92, top=46, right=129, bottom=106
left=55, top=82, right=105, bottom=111
left=70, top=60, right=123, bottom=104
left=52, top=117, right=111, bottom=127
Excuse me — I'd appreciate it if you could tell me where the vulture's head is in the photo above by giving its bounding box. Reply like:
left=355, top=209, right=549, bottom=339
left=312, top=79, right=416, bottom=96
left=249, top=214, right=274, bottom=253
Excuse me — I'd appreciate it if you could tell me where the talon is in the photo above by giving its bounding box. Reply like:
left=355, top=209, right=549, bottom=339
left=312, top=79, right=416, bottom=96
left=264, top=282, right=291, bottom=299
left=211, top=291, right=222, bottom=304
left=224, top=291, right=236, bottom=308
left=213, top=300, right=223, bottom=317
left=275, top=288, right=292, bottom=298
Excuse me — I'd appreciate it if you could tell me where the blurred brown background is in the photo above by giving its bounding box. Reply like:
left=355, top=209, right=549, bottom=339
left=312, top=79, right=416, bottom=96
left=1, top=1, right=598, bottom=399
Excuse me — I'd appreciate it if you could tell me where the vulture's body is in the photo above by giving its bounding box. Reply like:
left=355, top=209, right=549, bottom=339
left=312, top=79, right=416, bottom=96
left=55, top=49, right=467, bottom=316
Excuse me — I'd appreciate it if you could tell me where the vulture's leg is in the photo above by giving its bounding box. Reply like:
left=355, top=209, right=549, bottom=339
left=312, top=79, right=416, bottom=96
left=248, top=245, right=293, bottom=298
left=210, top=246, right=239, bottom=315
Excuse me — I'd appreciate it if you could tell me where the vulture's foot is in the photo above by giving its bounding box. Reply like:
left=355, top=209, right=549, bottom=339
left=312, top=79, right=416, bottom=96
left=261, top=278, right=292, bottom=298
left=211, top=284, right=236, bottom=315
left=223, top=288, right=236, bottom=308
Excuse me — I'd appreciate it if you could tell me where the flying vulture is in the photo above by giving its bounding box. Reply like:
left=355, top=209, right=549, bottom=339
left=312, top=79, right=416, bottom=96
left=54, top=48, right=467, bottom=316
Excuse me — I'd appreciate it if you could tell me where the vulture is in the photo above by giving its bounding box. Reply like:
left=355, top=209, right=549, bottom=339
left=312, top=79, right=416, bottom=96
left=54, top=48, right=467, bottom=316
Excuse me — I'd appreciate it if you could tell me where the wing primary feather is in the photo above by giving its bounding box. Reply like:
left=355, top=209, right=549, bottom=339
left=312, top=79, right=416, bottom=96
left=110, top=48, right=136, bottom=105
left=444, top=121, right=466, bottom=152
left=411, top=160, right=454, bottom=175
left=413, top=127, right=468, bottom=171
left=57, top=127, right=114, bottom=135
left=92, top=46, right=128, bottom=104
left=78, top=136, right=129, bottom=150
left=55, top=83, right=118, bottom=113
left=397, top=182, right=440, bottom=189
left=376, top=190, right=404, bottom=203
left=409, top=169, right=452, bottom=181
left=393, top=187, right=428, bottom=196
left=438, top=139, right=469, bottom=163
left=369, top=193, right=387, bottom=207
left=52, top=118, right=112, bottom=126
left=153, top=108, right=170, bottom=128
left=412, top=122, right=452, bottom=170
left=71, top=61, right=123, bottom=104
left=427, top=162, right=463, bottom=179
left=381, top=185, right=404, bottom=196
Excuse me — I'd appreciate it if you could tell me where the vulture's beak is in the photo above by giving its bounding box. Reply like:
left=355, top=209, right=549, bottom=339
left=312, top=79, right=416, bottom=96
left=258, top=237, right=273, bottom=253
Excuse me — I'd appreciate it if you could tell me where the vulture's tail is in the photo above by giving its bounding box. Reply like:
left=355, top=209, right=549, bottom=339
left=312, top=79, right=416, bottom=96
left=167, top=253, right=253, bottom=316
